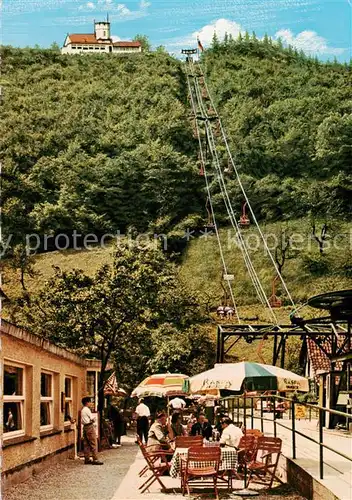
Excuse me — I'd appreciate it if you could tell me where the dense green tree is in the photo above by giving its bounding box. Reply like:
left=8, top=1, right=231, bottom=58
left=133, top=34, right=151, bottom=52
left=0, top=47, right=202, bottom=252
left=202, top=39, right=351, bottom=220
left=1, top=40, right=351, bottom=264
left=20, top=242, right=213, bottom=416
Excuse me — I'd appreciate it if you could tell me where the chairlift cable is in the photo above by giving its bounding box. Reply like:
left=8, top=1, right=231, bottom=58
left=190, top=61, right=276, bottom=321
left=186, top=72, right=241, bottom=323
left=198, top=63, right=296, bottom=308
left=190, top=62, right=278, bottom=324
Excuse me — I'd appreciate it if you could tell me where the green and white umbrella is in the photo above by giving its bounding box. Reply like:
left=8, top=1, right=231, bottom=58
left=183, top=362, right=309, bottom=395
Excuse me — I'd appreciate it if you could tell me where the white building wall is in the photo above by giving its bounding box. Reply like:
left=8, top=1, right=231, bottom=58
left=95, top=22, right=110, bottom=40
left=61, top=44, right=141, bottom=55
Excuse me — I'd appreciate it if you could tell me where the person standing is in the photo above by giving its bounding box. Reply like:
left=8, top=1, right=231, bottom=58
left=135, top=398, right=150, bottom=444
left=204, top=397, right=215, bottom=425
left=109, top=404, right=124, bottom=447
left=168, top=397, right=186, bottom=411
left=81, top=397, right=103, bottom=465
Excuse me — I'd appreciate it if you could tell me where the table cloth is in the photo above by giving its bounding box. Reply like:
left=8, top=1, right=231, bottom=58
left=170, top=447, right=238, bottom=478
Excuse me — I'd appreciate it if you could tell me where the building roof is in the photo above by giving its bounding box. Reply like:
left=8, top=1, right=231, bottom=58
left=67, top=34, right=141, bottom=47
left=113, top=41, right=141, bottom=47
left=68, top=34, right=100, bottom=44
left=1, top=319, right=110, bottom=369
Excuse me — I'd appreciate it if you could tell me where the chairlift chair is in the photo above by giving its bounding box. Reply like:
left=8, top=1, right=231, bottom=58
left=224, top=158, right=232, bottom=175
left=213, top=121, right=221, bottom=137
left=268, top=276, right=282, bottom=308
left=239, top=202, right=250, bottom=229
left=202, top=88, right=209, bottom=100
left=207, top=108, right=218, bottom=121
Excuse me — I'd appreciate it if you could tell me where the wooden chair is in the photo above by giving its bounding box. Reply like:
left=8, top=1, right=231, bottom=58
left=181, top=446, right=221, bottom=499
left=245, top=429, right=263, bottom=439
left=136, top=436, right=162, bottom=477
left=137, top=438, right=173, bottom=493
left=238, top=434, right=257, bottom=466
left=175, top=435, right=203, bottom=448
left=246, top=436, right=282, bottom=489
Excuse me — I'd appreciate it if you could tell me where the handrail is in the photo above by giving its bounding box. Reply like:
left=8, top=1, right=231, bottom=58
left=243, top=413, right=352, bottom=462
left=221, top=394, right=352, bottom=419
left=221, top=393, right=352, bottom=480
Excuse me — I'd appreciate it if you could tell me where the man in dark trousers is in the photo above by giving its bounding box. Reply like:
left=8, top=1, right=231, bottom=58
left=135, top=398, right=150, bottom=444
left=191, top=413, right=213, bottom=440
left=109, top=404, right=124, bottom=447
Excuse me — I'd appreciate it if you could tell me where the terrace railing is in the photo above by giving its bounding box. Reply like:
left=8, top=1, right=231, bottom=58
left=221, top=394, right=352, bottom=480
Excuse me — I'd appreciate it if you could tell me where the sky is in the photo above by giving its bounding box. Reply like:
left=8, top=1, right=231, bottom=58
left=1, top=0, right=351, bottom=61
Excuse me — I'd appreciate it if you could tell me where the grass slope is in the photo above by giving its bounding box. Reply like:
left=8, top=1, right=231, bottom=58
left=3, top=218, right=351, bottom=367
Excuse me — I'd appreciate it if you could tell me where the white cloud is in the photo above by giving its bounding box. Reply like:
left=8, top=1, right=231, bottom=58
left=111, top=35, right=121, bottom=42
left=116, top=3, right=131, bottom=16
left=275, top=29, right=345, bottom=56
left=168, top=18, right=243, bottom=50
left=196, top=18, right=242, bottom=45
left=79, top=1, right=96, bottom=10
left=93, top=0, right=151, bottom=18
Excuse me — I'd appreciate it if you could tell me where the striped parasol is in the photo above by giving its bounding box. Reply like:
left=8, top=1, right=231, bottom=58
left=131, top=373, right=189, bottom=398
left=183, top=362, right=309, bottom=395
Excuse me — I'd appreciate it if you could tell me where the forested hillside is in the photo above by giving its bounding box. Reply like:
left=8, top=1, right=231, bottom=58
left=1, top=47, right=202, bottom=251
left=1, top=39, right=351, bottom=256
left=202, top=35, right=352, bottom=223
left=2, top=40, right=351, bottom=374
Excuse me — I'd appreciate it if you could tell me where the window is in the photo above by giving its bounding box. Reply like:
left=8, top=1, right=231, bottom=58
left=83, top=47, right=88, bottom=50
left=64, top=377, right=73, bottom=424
left=40, top=372, right=53, bottom=429
left=95, top=47, right=100, bottom=50
left=4, top=363, right=25, bottom=437
left=72, top=46, right=77, bottom=50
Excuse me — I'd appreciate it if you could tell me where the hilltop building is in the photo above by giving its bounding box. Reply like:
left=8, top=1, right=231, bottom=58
left=61, top=20, right=142, bottom=55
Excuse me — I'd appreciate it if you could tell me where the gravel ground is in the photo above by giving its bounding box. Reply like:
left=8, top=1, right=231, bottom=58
left=5, top=438, right=138, bottom=500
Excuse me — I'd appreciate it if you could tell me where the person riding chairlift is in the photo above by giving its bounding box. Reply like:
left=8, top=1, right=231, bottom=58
left=217, top=306, right=225, bottom=318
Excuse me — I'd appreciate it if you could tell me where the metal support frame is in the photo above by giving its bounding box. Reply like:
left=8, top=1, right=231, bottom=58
left=216, top=323, right=352, bottom=366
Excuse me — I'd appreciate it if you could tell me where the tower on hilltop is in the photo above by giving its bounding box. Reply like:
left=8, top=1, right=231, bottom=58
left=94, top=16, right=111, bottom=41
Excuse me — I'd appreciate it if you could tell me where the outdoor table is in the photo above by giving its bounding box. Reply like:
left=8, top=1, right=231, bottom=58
left=203, top=440, right=221, bottom=447
left=170, top=447, right=238, bottom=478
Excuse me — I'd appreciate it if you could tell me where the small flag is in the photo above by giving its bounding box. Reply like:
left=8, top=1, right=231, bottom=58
left=104, top=372, right=118, bottom=395
left=197, top=37, right=204, bottom=52
left=103, top=372, right=127, bottom=396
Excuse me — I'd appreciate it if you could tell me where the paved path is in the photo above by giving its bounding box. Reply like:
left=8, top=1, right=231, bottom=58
left=5, top=438, right=138, bottom=500
left=5, top=435, right=305, bottom=500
